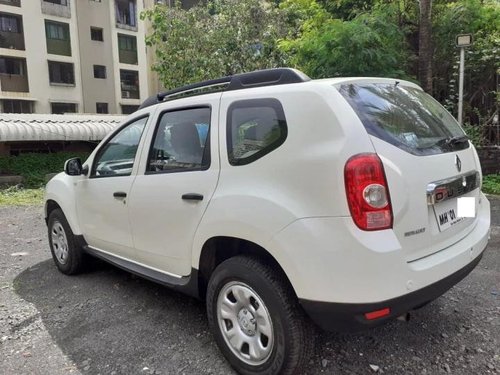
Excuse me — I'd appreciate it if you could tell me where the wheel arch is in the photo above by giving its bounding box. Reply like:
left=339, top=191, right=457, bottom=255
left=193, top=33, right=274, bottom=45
left=195, top=236, right=297, bottom=301
left=44, top=176, right=82, bottom=234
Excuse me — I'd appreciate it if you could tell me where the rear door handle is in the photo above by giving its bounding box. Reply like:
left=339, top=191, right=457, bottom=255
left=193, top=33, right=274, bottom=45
left=182, top=193, right=204, bottom=201
left=113, top=191, right=127, bottom=198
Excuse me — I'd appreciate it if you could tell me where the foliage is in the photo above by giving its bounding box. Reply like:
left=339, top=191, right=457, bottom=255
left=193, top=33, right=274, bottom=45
left=279, top=1, right=412, bottom=79
left=0, top=152, right=90, bottom=188
left=433, top=0, right=500, bottom=128
left=142, top=0, right=499, bottom=140
left=141, top=0, right=289, bottom=89
left=461, top=121, right=485, bottom=147
left=317, top=0, right=376, bottom=20
left=0, top=186, right=44, bottom=206
left=482, top=174, right=500, bottom=195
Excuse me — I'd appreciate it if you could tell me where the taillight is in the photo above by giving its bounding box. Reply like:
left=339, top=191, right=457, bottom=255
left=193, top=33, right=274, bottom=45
left=344, top=153, right=393, bottom=231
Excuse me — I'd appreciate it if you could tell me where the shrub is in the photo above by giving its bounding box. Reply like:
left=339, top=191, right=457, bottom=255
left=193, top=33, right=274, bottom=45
left=0, top=152, right=90, bottom=188
left=483, top=174, right=500, bottom=195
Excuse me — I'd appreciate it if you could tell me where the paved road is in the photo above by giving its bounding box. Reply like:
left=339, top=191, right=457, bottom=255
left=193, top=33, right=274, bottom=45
left=0, top=197, right=499, bottom=375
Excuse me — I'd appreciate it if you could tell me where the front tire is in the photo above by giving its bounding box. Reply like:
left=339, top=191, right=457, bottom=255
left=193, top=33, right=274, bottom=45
left=48, top=208, right=85, bottom=275
left=206, top=256, right=313, bottom=375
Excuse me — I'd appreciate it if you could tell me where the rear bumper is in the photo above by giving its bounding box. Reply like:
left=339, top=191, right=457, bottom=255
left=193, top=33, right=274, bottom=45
left=300, top=251, right=484, bottom=332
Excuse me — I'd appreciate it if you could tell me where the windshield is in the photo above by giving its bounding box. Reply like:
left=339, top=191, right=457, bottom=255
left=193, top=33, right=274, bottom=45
left=337, top=83, right=468, bottom=156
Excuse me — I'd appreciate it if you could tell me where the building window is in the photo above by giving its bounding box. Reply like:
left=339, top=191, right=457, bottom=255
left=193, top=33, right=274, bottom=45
left=0, top=12, right=24, bottom=50
left=0, top=56, right=28, bottom=92
left=46, top=21, right=68, bottom=40
left=0, top=0, right=21, bottom=6
left=45, top=20, right=71, bottom=56
left=93, top=65, right=106, bottom=79
left=121, top=105, right=139, bottom=114
left=44, top=0, right=68, bottom=5
left=2, top=100, right=33, bottom=113
left=115, top=0, right=137, bottom=29
left=0, top=56, right=25, bottom=75
left=118, top=34, right=137, bottom=64
left=90, top=27, right=103, bottom=41
left=51, top=102, right=77, bottom=114
left=48, top=61, right=75, bottom=85
left=120, top=69, right=139, bottom=99
left=96, top=102, right=108, bottom=114
left=0, top=13, right=20, bottom=32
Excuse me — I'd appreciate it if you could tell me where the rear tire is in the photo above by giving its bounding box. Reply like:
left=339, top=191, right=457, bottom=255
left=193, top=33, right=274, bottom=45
left=206, top=256, right=313, bottom=375
left=48, top=208, right=85, bottom=275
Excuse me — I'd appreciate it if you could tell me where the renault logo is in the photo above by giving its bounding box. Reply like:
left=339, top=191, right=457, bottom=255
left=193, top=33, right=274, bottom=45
left=455, top=155, right=462, bottom=172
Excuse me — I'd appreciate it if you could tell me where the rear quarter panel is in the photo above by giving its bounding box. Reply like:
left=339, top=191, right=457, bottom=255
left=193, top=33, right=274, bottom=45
left=191, top=82, right=375, bottom=271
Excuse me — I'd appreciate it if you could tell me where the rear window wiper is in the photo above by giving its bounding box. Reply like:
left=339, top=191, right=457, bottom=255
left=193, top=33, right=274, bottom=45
left=435, top=135, right=469, bottom=148
left=418, top=135, right=468, bottom=150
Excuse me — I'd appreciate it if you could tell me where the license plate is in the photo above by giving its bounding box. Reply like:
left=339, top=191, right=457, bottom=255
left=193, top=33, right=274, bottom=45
left=433, top=198, right=467, bottom=232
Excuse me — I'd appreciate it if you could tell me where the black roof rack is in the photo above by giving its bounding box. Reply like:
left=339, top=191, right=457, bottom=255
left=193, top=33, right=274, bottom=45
left=139, top=68, right=310, bottom=110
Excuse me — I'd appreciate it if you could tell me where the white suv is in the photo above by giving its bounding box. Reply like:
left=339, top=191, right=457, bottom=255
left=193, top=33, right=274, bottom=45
left=45, top=68, right=491, bottom=375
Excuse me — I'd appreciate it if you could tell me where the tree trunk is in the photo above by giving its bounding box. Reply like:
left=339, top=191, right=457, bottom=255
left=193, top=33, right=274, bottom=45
left=418, top=0, right=433, bottom=93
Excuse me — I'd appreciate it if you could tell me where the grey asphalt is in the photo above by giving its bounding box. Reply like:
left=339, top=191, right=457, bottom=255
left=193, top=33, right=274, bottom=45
left=0, top=196, right=499, bottom=375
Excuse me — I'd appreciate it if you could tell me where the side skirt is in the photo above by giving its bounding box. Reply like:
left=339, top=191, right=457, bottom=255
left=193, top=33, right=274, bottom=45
left=76, top=235, right=200, bottom=299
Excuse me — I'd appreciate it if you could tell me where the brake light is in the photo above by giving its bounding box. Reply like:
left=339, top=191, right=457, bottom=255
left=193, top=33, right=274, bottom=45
left=344, top=153, right=393, bottom=231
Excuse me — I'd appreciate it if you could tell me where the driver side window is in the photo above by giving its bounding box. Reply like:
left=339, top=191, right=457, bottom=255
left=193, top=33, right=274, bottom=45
left=92, top=116, right=148, bottom=177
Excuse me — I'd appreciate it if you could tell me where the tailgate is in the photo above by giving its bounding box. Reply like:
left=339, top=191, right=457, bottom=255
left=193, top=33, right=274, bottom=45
left=336, top=80, right=484, bottom=260
left=372, top=137, right=482, bottom=261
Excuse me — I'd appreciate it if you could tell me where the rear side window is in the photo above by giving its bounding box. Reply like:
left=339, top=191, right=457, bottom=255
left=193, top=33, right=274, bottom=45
left=227, top=98, right=287, bottom=165
left=338, top=83, right=468, bottom=156
left=147, top=107, right=211, bottom=173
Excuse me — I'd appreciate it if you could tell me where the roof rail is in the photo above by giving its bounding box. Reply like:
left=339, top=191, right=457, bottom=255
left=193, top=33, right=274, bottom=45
left=139, top=68, right=310, bottom=110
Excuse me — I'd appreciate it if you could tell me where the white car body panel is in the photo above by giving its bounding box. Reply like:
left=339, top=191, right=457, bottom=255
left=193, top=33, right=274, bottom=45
left=45, top=172, right=82, bottom=235
left=128, top=93, right=222, bottom=276
left=270, top=192, right=489, bottom=303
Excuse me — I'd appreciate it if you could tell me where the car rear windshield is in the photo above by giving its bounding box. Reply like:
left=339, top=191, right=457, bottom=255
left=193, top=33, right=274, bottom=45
left=337, top=83, right=468, bottom=156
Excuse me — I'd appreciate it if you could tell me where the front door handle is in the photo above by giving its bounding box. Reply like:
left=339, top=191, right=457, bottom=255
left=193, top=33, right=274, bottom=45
left=113, top=191, right=127, bottom=198
left=182, top=193, right=204, bottom=201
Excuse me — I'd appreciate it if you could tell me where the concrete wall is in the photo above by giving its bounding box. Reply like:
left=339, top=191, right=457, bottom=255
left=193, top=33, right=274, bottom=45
left=75, top=0, right=117, bottom=114
left=109, top=0, right=147, bottom=113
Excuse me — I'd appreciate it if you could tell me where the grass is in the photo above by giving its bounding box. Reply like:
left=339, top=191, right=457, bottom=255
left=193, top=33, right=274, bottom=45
left=0, top=186, right=44, bottom=206
left=483, top=174, right=500, bottom=196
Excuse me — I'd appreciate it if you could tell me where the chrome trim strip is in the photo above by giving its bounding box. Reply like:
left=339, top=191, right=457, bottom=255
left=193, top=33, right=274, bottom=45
left=426, top=171, right=479, bottom=205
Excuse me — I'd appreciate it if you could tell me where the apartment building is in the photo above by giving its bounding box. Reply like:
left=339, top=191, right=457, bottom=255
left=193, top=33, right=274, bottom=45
left=0, top=0, right=149, bottom=114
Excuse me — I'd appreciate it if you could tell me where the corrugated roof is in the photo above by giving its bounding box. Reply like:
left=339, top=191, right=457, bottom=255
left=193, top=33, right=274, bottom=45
left=0, top=113, right=126, bottom=142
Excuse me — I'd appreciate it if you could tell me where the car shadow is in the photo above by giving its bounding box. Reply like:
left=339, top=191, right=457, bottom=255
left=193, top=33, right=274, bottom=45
left=14, top=259, right=476, bottom=375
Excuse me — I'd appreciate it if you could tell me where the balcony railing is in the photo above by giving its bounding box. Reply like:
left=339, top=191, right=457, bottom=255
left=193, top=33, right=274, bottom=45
left=0, top=73, right=29, bottom=92
left=46, top=38, right=71, bottom=56
left=0, top=31, right=25, bottom=50
left=119, top=49, right=137, bottom=65
left=41, top=1, right=71, bottom=18
left=121, top=84, right=139, bottom=99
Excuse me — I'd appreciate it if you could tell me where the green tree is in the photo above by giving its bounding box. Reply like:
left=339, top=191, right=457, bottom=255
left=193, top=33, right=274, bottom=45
left=279, top=1, right=411, bottom=78
left=141, top=0, right=289, bottom=89
left=433, top=0, right=500, bottom=132
left=418, top=0, right=433, bottom=92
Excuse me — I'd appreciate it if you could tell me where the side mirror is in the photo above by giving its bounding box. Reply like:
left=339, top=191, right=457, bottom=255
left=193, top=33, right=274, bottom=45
left=64, top=158, right=88, bottom=176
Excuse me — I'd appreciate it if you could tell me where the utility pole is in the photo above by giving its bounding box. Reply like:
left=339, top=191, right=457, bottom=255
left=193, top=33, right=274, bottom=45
left=456, top=34, right=473, bottom=125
